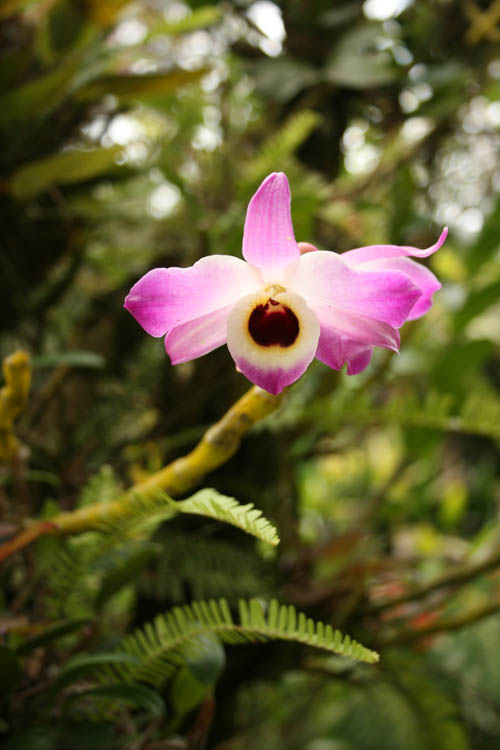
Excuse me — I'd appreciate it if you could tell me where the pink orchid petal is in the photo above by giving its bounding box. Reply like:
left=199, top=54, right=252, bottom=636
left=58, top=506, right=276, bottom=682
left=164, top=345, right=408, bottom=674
left=124, top=256, right=260, bottom=337
left=361, top=256, right=441, bottom=320
left=312, top=302, right=400, bottom=351
left=234, top=356, right=314, bottom=395
left=284, top=251, right=421, bottom=328
left=226, top=289, right=320, bottom=394
left=347, top=347, right=373, bottom=375
left=316, top=327, right=373, bottom=374
left=342, top=227, right=448, bottom=265
left=242, top=172, right=300, bottom=278
left=315, top=327, right=344, bottom=370
left=165, top=306, right=231, bottom=364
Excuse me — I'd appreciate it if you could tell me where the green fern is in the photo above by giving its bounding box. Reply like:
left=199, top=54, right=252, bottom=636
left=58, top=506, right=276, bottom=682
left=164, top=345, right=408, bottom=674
left=98, top=488, right=280, bottom=547
left=240, top=110, right=322, bottom=187
left=100, top=598, right=379, bottom=687
left=385, top=651, right=469, bottom=750
left=42, top=536, right=101, bottom=618
left=177, top=490, right=280, bottom=545
left=139, top=532, right=270, bottom=602
left=310, top=387, right=500, bottom=443
left=42, top=484, right=279, bottom=618
left=79, top=465, right=123, bottom=508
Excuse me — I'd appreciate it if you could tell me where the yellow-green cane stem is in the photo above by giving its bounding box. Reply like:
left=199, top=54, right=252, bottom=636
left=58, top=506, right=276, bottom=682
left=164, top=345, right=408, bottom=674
left=0, top=350, right=31, bottom=462
left=45, top=385, right=286, bottom=536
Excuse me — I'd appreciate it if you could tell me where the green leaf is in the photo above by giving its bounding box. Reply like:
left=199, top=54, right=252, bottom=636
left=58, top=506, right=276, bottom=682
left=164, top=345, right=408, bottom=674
left=15, top=617, right=94, bottom=655
left=183, top=634, right=225, bottom=685
left=155, top=6, right=220, bottom=34
left=31, top=351, right=106, bottom=370
left=65, top=683, right=166, bottom=718
left=50, top=653, right=139, bottom=696
left=169, top=627, right=225, bottom=717
left=76, top=69, right=208, bottom=103
left=10, top=146, right=122, bottom=200
left=170, top=667, right=209, bottom=717
left=253, top=58, right=319, bottom=102
left=325, top=25, right=397, bottom=89
left=0, top=28, right=94, bottom=126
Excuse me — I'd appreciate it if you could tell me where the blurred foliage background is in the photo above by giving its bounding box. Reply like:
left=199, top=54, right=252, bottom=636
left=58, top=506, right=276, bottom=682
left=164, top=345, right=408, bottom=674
left=1, top=0, right=500, bottom=747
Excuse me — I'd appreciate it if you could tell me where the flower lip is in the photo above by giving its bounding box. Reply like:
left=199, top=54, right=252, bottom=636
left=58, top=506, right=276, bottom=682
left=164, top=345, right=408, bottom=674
left=226, top=289, right=320, bottom=395
left=248, top=299, right=299, bottom=348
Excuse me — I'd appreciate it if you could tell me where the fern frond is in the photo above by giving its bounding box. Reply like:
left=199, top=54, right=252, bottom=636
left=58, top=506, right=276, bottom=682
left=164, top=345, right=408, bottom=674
left=98, top=488, right=280, bottom=547
left=385, top=651, right=469, bottom=750
left=139, top=532, right=270, bottom=602
left=241, top=110, right=322, bottom=187
left=312, top=387, right=500, bottom=443
left=43, top=536, right=100, bottom=618
left=79, top=465, right=123, bottom=508
left=96, top=490, right=176, bottom=542
left=101, top=598, right=378, bottom=687
left=43, top=487, right=279, bottom=617
left=176, top=490, right=280, bottom=546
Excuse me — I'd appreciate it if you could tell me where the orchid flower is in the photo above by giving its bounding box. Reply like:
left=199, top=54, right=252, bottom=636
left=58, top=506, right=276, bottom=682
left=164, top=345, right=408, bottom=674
left=125, top=172, right=446, bottom=395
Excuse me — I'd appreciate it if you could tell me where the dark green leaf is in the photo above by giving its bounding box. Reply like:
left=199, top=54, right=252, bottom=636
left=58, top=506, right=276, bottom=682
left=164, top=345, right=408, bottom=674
left=15, top=617, right=94, bottom=655
left=182, top=634, right=225, bottom=685
left=65, top=683, right=166, bottom=717
left=76, top=69, right=208, bottom=103
left=170, top=667, right=209, bottom=717
left=154, top=5, right=220, bottom=34
left=325, top=25, right=398, bottom=88
left=31, top=351, right=106, bottom=370
left=50, top=653, right=139, bottom=696
left=0, top=31, right=93, bottom=126
left=252, top=58, right=319, bottom=102
left=10, top=147, right=122, bottom=200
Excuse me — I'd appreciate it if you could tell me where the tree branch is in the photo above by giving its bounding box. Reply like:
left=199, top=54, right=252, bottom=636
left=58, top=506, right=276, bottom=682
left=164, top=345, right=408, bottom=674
left=365, top=545, right=500, bottom=615
left=0, top=385, right=285, bottom=556
left=381, top=598, right=500, bottom=646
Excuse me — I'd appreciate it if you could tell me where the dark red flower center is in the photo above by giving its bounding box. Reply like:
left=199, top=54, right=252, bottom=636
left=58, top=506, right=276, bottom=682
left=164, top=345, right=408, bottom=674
left=248, top=298, right=299, bottom=348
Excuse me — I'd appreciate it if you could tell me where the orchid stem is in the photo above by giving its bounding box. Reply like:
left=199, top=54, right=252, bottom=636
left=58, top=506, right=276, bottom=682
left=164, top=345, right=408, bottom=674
left=1, top=385, right=285, bottom=555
